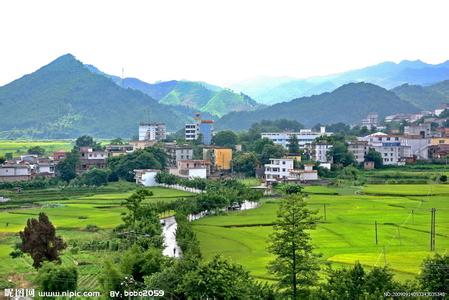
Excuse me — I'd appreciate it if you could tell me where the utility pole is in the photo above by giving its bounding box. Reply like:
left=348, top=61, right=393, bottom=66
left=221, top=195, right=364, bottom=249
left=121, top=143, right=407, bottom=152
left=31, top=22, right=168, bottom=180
left=411, top=209, right=414, bottom=225
left=375, top=220, right=378, bottom=245
left=430, top=208, right=436, bottom=251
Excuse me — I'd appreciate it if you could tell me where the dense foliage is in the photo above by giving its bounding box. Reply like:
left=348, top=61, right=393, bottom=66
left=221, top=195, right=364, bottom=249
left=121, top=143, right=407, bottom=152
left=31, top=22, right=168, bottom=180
left=19, top=213, right=66, bottom=268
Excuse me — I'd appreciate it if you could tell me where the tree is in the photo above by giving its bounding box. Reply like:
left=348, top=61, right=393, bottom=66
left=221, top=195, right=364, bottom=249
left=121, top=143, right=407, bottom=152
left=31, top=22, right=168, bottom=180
left=364, top=148, right=383, bottom=168
left=19, top=213, right=66, bottom=268
left=55, top=150, right=80, bottom=182
left=232, top=152, right=259, bottom=176
left=268, top=194, right=320, bottom=299
left=0, top=156, right=5, bottom=164
left=259, top=144, right=286, bottom=165
left=419, top=254, right=449, bottom=294
left=120, top=245, right=166, bottom=282
left=27, top=146, right=46, bottom=156
left=99, top=260, right=125, bottom=299
left=78, top=168, right=110, bottom=186
left=327, top=142, right=355, bottom=167
left=75, top=135, right=102, bottom=150
left=318, top=262, right=397, bottom=299
left=212, top=130, right=238, bottom=148
left=287, top=134, right=300, bottom=154
left=179, top=255, right=265, bottom=299
left=110, top=138, right=125, bottom=145
left=35, top=262, right=77, bottom=292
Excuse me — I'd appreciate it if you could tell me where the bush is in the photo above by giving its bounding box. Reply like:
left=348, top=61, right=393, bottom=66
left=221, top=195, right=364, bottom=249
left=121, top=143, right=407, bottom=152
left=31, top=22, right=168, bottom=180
left=35, top=262, right=78, bottom=292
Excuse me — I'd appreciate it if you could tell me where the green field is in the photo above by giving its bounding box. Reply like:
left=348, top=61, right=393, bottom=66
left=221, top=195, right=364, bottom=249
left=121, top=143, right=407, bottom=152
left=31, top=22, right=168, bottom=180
left=192, top=184, right=449, bottom=282
left=0, top=183, right=194, bottom=289
left=0, top=140, right=73, bottom=157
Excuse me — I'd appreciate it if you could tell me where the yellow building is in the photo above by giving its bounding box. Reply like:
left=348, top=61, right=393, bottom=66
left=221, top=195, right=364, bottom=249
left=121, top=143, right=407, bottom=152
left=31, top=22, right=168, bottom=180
left=431, top=138, right=449, bottom=145
left=203, top=147, right=232, bottom=170
left=286, top=154, right=301, bottom=162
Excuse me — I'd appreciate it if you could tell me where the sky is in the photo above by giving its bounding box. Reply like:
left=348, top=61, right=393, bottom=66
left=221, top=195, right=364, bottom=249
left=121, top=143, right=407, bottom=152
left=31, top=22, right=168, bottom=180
left=1, top=0, right=449, bottom=87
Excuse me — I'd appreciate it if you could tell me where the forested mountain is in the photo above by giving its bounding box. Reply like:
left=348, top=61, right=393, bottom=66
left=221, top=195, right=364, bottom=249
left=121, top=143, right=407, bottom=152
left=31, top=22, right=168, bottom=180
left=392, top=80, right=449, bottom=110
left=232, top=60, right=449, bottom=104
left=86, top=65, right=261, bottom=117
left=216, top=82, right=420, bottom=130
left=0, top=54, right=190, bottom=139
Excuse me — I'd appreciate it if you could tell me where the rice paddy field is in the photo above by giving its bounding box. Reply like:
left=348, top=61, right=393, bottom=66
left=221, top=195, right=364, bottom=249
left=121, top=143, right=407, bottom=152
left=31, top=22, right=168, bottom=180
left=0, top=183, right=194, bottom=289
left=0, top=140, right=74, bottom=157
left=192, top=184, right=449, bottom=282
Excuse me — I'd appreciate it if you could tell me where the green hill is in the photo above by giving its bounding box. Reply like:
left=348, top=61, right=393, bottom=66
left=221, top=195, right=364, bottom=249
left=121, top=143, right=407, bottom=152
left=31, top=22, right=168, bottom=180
left=0, top=54, right=189, bottom=139
left=216, top=82, right=420, bottom=130
left=392, top=80, right=449, bottom=110
left=201, top=89, right=261, bottom=117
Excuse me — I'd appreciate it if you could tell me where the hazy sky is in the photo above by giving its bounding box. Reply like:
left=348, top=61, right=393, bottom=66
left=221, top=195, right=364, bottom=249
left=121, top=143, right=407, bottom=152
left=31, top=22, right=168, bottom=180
left=1, top=0, right=449, bottom=87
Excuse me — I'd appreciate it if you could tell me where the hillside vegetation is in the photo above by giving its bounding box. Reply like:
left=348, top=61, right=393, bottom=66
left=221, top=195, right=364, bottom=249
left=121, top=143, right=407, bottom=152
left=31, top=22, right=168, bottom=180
left=0, top=54, right=189, bottom=139
left=217, top=82, right=419, bottom=130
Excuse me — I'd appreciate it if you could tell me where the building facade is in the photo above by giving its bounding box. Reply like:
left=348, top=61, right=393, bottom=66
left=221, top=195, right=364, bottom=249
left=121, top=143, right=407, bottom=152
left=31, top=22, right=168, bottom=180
left=359, top=133, right=411, bottom=166
left=261, top=127, right=330, bottom=149
left=164, top=144, right=194, bottom=167
left=139, top=123, right=166, bottom=141
left=184, top=114, right=214, bottom=145
left=313, top=143, right=333, bottom=163
left=348, top=141, right=369, bottom=164
left=203, top=147, right=232, bottom=171
left=264, top=158, right=294, bottom=182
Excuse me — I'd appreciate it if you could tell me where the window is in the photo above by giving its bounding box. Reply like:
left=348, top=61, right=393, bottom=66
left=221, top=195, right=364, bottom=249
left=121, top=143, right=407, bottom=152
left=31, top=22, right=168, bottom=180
left=282, top=168, right=286, bottom=172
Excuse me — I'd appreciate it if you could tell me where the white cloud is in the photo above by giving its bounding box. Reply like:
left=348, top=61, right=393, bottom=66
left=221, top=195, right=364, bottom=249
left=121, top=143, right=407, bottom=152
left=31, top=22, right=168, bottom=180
left=1, top=0, right=449, bottom=86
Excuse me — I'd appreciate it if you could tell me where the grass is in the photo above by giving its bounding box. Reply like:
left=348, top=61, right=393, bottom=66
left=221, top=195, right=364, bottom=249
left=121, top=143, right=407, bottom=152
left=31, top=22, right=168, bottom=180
left=192, top=184, right=449, bottom=282
left=0, top=184, right=194, bottom=288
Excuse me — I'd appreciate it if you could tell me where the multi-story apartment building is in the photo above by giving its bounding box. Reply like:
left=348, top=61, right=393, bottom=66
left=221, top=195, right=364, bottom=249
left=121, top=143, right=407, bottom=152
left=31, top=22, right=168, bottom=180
left=164, top=143, right=194, bottom=167
left=359, top=133, right=411, bottom=165
left=203, top=147, right=232, bottom=171
left=348, top=141, right=369, bottom=164
left=313, top=143, right=333, bottom=163
left=185, top=113, right=214, bottom=145
left=139, top=122, right=166, bottom=141
left=264, top=158, right=294, bottom=182
left=361, top=113, right=378, bottom=130
left=261, top=127, right=330, bottom=149
left=79, top=147, right=108, bottom=172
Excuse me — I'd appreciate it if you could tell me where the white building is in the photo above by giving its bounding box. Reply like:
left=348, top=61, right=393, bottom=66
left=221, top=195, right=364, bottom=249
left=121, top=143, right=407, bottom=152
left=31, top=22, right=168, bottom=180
left=185, top=123, right=199, bottom=141
left=404, top=124, right=431, bottom=138
left=134, top=169, right=160, bottom=187
left=313, top=143, right=332, bottom=163
left=359, top=132, right=412, bottom=166
left=264, top=158, right=294, bottom=182
left=139, top=123, right=166, bottom=141
left=261, top=127, right=331, bottom=149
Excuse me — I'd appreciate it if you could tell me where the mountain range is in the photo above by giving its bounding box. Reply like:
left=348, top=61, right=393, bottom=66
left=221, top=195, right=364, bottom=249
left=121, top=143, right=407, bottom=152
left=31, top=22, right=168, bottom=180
left=1, top=54, right=449, bottom=138
left=232, top=60, right=449, bottom=104
left=216, top=82, right=420, bottom=130
left=86, top=65, right=261, bottom=117
left=0, top=54, right=190, bottom=138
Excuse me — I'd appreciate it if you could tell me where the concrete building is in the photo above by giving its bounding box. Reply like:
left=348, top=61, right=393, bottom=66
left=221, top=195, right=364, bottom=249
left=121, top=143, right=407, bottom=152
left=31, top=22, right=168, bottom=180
left=139, top=122, right=166, bottom=141
left=52, top=150, right=69, bottom=162
left=134, top=169, right=160, bottom=187
left=289, top=164, right=318, bottom=181
left=404, top=124, right=431, bottom=138
left=264, top=158, right=294, bottom=182
left=130, top=140, right=156, bottom=151
left=169, top=160, right=210, bottom=179
left=79, top=147, right=108, bottom=172
left=185, top=113, right=214, bottom=145
left=361, top=113, right=378, bottom=129
left=359, top=133, right=411, bottom=166
left=164, top=144, right=194, bottom=167
left=348, top=141, right=369, bottom=164
left=313, top=143, right=333, bottom=163
left=402, top=138, right=430, bottom=160
left=106, top=144, right=134, bottom=157
left=203, top=147, right=232, bottom=171
left=261, top=127, right=330, bottom=149
left=0, top=163, right=32, bottom=182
